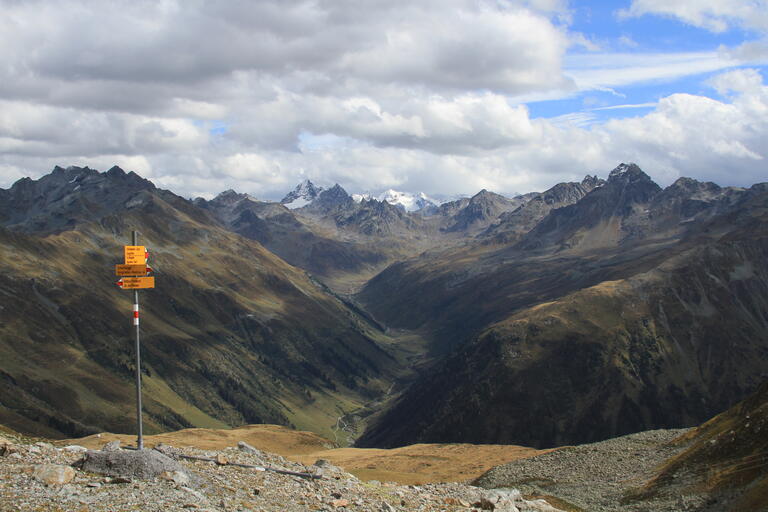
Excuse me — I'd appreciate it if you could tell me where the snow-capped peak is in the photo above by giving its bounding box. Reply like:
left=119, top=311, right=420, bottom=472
left=378, top=189, right=438, bottom=212
left=281, top=179, right=324, bottom=209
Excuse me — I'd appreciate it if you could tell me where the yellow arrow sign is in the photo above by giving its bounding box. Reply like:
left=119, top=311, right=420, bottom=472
left=124, top=245, right=147, bottom=265
left=115, top=264, right=151, bottom=277
left=117, top=277, right=155, bottom=289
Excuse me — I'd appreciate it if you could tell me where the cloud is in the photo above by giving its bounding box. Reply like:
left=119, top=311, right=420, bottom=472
left=1, top=1, right=767, bottom=202
left=565, top=51, right=741, bottom=90
left=619, top=0, right=768, bottom=33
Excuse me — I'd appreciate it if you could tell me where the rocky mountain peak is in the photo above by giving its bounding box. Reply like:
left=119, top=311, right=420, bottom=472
left=0, top=165, right=157, bottom=233
left=281, top=179, right=323, bottom=206
left=311, top=184, right=354, bottom=211
left=581, top=175, right=604, bottom=189
left=212, top=189, right=254, bottom=206
left=607, top=163, right=648, bottom=182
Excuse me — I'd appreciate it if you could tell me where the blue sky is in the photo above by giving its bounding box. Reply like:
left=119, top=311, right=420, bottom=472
left=0, top=0, right=767, bottom=199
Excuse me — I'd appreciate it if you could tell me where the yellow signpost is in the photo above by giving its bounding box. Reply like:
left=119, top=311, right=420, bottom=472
left=124, top=245, right=147, bottom=265
left=116, top=234, right=155, bottom=450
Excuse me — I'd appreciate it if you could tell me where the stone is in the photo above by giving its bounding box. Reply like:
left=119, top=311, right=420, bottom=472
left=102, top=440, right=121, bottom=452
left=215, top=454, right=228, bottom=465
left=474, top=497, right=496, bottom=510
left=0, top=443, right=17, bottom=457
left=62, top=445, right=88, bottom=453
left=78, top=449, right=191, bottom=482
left=34, top=442, right=54, bottom=450
left=160, top=470, right=190, bottom=486
left=331, top=498, right=349, bottom=508
left=28, top=446, right=41, bottom=454
left=33, top=464, right=76, bottom=486
left=381, top=503, right=396, bottom=512
left=237, top=441, right=262, bottom=456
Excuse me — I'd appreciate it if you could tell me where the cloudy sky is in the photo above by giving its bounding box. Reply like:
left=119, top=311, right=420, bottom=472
left=1, top=0, right=767, bottom=200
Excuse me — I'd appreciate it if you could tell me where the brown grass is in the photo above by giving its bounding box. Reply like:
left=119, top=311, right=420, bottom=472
left=64, top=425, right=548, bottom=484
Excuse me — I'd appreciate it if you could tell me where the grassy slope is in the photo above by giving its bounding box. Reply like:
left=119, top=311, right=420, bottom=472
left=0, top=191, right=397, bottom=440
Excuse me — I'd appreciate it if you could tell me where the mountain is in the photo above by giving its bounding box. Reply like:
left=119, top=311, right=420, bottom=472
left=483, top=176, right=603, bottom=244
left=444, top=189, right=523, bottom=233
left=281, top=179, right=323, bottom=209
left=195, top=190, right=388, bottom=282
left=0, top=166, right=396, bottom=440
left=0, top=165, right=158, bottom=234
left=516, top=163, right=662, bottom=251
left=356, top=165, right=768, bottom=448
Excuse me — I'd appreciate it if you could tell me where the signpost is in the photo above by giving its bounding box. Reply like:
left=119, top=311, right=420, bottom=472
left=115, top=231, right=155, bottom=450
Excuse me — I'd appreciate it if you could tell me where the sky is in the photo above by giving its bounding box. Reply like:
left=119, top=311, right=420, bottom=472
left=1, top=0, right=767, bottom=200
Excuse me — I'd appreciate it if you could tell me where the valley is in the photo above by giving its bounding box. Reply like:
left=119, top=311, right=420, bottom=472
left=0, top=162, right=766, bottom=462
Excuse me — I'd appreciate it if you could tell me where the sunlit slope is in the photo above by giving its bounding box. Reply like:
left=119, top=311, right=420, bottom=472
left=0, top=178, right=395, bottom=439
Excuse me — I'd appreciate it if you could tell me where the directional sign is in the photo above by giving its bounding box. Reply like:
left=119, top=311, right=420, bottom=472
left=124, top=245, right=147, bottom=265
left=116, top=277, right=155, bottom=289
left=115, top=264, right=152, bottom=277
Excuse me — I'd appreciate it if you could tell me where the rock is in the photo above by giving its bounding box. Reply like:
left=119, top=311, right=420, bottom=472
left=524, top=500, right=559, bottom=512
left=444, top=497, right=471, bottom=507
left=215, top=453, right=228, bottom=465
left=0, top=443, right=17, bottom=457
left=237, top=441, right=262, bottom=456
left=28, top=446, right=41, bottom=454
left=331, top=498, right=349, bottom=508
left=78, top=449, right=192, bottom=482
left=153, top=443, right=178, bottom=458
left=34, top=442, right=54, bottom=450
left=160, top=470, right=190, bottom=486
left=102, top=440, right=121, bottom=452
left=62, top=445, right=88, bottom=453
left=381, top=503, right=396, bottom=512
left=33, top=464, right=75, bottom=486
left=474, top=497, right=496, bottom=510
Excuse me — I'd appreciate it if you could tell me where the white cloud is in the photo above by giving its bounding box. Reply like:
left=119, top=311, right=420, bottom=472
left=1, top=1, right=767, bottom=202
left=620, top=0, right=768, bottom=33
left=565, top=51, right=741, bottom=90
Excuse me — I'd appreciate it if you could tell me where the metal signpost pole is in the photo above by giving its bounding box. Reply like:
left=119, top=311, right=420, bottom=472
left=132, top=230, right=144, bottom=450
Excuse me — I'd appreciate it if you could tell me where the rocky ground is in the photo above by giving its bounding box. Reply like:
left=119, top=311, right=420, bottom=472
left=474, top=429, right=707, bottom=512
left=0, top=431, right=562, bottom=512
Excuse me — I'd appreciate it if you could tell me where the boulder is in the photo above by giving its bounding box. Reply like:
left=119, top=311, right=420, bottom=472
left=237, top=441, right=263, bottom=457
left=33, top=464, right=75, bottom=485
left=77, top=449, right=193, bottom=483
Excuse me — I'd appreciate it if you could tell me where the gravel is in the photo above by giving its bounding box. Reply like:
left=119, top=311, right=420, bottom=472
left=0, top=433, right=563, bottom=512
left=474, top=428, right=709, bottom=512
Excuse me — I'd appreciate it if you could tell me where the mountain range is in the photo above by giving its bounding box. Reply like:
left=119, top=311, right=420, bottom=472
left=0, top=162, right=766, bottom=456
